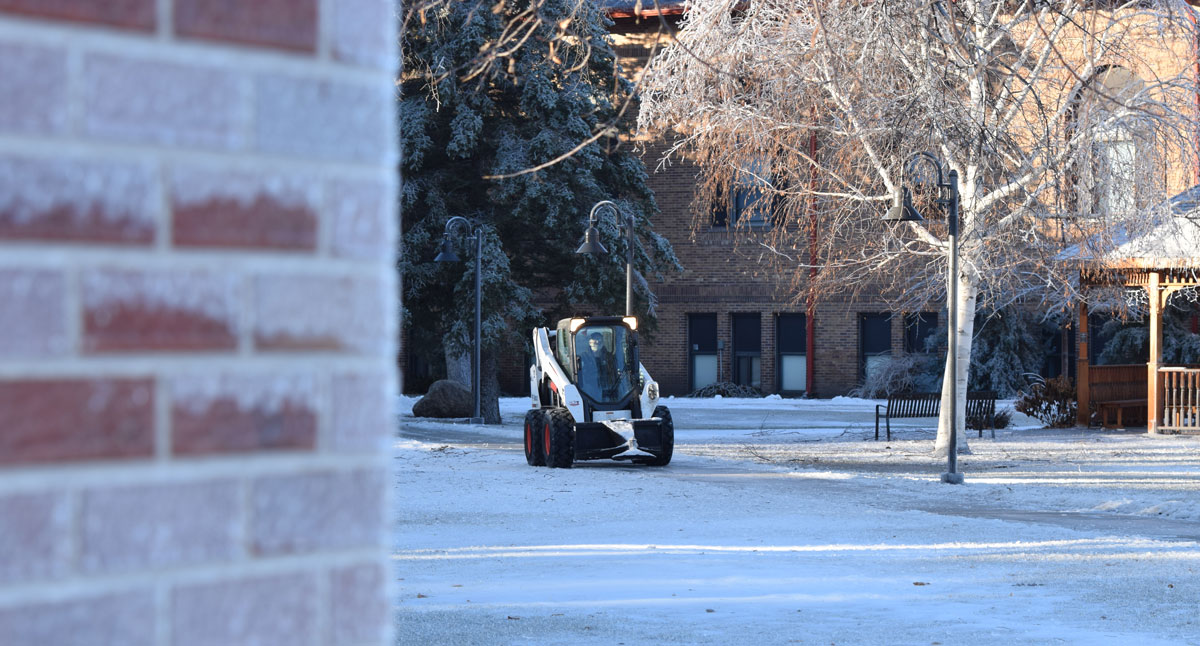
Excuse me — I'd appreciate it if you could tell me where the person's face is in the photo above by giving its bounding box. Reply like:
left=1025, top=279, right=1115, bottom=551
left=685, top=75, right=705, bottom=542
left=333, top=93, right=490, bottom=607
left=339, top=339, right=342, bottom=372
left=588, top=337, right=601, bottom=352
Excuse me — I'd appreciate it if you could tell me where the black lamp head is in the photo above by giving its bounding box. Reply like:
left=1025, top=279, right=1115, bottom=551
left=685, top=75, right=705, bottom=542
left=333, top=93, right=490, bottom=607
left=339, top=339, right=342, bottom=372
left=883, top=187, right=924, bottom=223
left=575, top=224, right=608, bottom=255
left=433, top=235, right=460, bottom=263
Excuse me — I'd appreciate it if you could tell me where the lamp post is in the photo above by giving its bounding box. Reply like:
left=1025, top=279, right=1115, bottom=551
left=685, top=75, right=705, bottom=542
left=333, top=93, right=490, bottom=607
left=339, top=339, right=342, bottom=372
left=884, top=152, right=964, bottom=485
left=575, top=200, right=635, bottom=316
left=434, top=216, right=484, bottom=424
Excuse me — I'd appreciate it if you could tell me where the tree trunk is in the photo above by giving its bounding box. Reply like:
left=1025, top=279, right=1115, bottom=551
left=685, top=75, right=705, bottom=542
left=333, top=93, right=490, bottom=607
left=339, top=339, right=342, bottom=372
left=934, top=274, right=978, bottom=457
left=444, top=346, right=470, bottom=387
left=481, top=347, right=502, bottom=424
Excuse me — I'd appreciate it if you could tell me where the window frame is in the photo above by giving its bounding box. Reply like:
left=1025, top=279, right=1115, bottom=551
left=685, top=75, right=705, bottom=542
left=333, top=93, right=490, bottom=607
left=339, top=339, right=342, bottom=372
left=775, top=312, right=807, bottom=395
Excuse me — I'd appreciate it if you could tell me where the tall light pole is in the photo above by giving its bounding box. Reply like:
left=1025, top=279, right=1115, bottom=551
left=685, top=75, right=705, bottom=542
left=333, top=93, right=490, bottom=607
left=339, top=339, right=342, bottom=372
left=575, top=200, right=634, bottom=316
left=884, top=152, right=964, bottom=484
left=434, top=216, right=484, bottom=424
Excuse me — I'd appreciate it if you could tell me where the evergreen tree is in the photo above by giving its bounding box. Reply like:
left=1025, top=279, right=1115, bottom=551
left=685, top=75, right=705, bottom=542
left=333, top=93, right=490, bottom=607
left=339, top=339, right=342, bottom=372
left=400, top=0, right=679, bottom=421
left=917, top=306, right=1048, bottom=398
left=1098, top=293, right=1200, bottom=365
left=968, top=308, right=1044, bottom=398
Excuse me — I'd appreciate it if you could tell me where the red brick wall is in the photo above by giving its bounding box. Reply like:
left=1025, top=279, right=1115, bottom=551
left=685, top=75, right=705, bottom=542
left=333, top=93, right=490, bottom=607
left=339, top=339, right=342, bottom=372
left=0, top=2, right=397, bottom=644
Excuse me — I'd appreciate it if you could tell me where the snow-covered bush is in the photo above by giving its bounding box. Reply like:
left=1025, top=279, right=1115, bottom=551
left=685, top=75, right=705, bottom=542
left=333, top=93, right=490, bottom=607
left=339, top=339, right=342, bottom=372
left=1015, top=376, right=1077, bottom=428
left=687, top=382, right=764, bottom=398
left=849, top=354, right=921, bottom=398
left=968, top=407, right=1012, bottom=430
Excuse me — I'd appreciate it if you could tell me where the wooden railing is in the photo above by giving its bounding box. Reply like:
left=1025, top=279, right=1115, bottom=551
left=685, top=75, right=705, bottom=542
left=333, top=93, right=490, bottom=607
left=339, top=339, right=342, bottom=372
left=1160, top=366, right=1200, bottom=433
left=1087, top=364, right=1147, bottom=427
left=1088, top=364, right=1147, bottom=403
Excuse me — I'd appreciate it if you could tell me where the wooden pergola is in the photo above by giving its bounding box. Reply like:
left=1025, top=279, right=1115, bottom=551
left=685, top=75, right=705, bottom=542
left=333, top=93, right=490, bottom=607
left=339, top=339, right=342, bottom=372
left=1075, top=207, right=1200, bottom=434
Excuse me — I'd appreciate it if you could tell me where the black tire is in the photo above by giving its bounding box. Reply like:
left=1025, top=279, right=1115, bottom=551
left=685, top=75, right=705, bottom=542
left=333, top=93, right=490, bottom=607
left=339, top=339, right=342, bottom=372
left=523, top=409, right=545, bottom=466
left=543, top=407, right=575, bottom=468
left=647, top=405, right=674, bottom=466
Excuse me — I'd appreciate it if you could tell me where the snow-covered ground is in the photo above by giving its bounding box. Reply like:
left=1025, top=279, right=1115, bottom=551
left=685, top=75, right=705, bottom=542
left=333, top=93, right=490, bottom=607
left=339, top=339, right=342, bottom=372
left=394, top=396, right=1200, bottom=645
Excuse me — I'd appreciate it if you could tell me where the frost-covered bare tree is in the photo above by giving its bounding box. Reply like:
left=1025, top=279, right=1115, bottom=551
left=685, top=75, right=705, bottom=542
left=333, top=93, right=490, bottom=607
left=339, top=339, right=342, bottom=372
left=639, top=0, right=1199, bottom=453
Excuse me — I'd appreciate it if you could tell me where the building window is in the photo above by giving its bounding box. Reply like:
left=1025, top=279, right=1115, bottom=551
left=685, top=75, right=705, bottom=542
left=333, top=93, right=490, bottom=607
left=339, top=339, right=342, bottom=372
left=904, top=312, right=938, bottom=354
left=1069, top=66, right=1146, bottom=218
left=732, top=313, right=761, bottom=389
left=688, top=314, right=718, bottom=391
left=776, top=313, right=807, bottom=394
left=1093, top=134, right=1136, bottom=216
left=859, top=313, right=892, bottom=384
left=712, top=158, right=774, bottom=229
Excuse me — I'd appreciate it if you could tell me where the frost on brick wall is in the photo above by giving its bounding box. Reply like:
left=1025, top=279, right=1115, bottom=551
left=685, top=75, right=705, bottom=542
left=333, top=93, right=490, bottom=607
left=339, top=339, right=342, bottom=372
left=0, top=43, right=67, bottom=134
left=254, top=275, right=385, bottom=353
left=171, top=167, right=321, bottom=249
left=255, top=75, right=388, bottom=163
left=171, top=168, right=320, bottom=214
left=0, top=157, right=156, bottom=242
left=170, top=373, right=317, bottom=417
left=328, top=179, right=389, bottom=260
left=82, top=270, right=239, bottom=330
left=84, top=54, right=244, bottom=150
left=331, top=0, right=396, bottom=68
left=0, top=270, right=68, bottom=357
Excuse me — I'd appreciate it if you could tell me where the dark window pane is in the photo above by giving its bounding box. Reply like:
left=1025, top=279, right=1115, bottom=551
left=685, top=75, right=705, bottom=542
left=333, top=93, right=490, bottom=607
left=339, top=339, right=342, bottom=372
left=860, top=313, right=891, bottom=355
left=689, top=314, right=717, bottom=352
left=777, top=314, right=806, bottom=353
left=732, top=313, right=761, bottom=353
left=904, top=312, right=938, bottom=353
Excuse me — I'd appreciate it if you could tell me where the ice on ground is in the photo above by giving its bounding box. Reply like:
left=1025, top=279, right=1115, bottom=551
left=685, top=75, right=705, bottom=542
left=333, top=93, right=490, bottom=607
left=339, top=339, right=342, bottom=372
left=395, top=396, right=1200, bottom=645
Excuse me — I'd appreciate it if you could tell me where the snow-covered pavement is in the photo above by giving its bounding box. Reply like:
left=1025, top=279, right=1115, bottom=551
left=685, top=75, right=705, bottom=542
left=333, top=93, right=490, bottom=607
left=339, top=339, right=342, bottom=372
left=394, top=396, right=1200, bottom=645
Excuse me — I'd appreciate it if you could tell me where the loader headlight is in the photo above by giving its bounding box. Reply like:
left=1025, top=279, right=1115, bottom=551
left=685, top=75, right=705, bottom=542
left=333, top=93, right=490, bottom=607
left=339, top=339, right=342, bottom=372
left=647, top=382, right=659, bottom=400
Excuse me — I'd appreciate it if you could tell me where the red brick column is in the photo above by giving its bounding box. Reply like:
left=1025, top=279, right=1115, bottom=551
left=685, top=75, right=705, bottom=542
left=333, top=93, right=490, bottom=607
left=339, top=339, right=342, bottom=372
left=0, top=1, right=397, bottom=644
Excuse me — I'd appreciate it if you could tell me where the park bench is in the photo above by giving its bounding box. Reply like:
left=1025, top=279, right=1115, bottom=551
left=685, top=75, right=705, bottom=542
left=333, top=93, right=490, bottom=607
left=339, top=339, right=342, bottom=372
left=875, top=391, right=997, bottom=441
left=1096, top=399, right=1145, bottom=429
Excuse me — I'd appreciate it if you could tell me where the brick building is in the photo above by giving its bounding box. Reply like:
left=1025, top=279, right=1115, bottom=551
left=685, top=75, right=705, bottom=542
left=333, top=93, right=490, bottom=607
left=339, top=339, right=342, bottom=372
left=0, top=2, right=397, bottom=644
left=597, top=1, right=1197, bottom=399
left=606, top=4, right=944, bottom=397
left=407, top=2, right=1197, bottom=401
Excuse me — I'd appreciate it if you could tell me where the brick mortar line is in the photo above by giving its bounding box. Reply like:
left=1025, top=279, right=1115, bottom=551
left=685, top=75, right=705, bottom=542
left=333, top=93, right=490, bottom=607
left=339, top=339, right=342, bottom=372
left=154, top=376, right=171, bottom=462
left=317, top=373, right=334, bottom=452
left=0, top=452, right=391, bottom=494
left=314, top=553, right=331, bottom=646
left=238, top=265, right=256, bottom=358
left=0, top=17, right=396, bottom=79
left=0, top=547, right=387, bottom=607
left=63, top=266, right=83, bottom=357
left=0, top=135, right=398, bottom=176
left=317, top=0, right=334, bottom=62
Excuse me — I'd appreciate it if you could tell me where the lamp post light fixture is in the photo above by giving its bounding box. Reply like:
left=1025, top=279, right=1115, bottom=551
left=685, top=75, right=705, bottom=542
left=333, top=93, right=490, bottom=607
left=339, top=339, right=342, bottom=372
left=576, top=200, right=636, bottom=317
left=885, top=152, right=964, bottom=485
left=434, top=216, right=484, bottom=424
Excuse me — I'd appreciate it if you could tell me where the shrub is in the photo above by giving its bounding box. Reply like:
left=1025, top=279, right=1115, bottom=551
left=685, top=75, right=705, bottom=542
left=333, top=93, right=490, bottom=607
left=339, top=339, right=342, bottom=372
left=688, top=382, right=764, bottom=398
left=1014, top=375, right=1077, bottom=427
left=968, top=407, right=1012, bottom=430
left=848, top=355, right=920, bottom=398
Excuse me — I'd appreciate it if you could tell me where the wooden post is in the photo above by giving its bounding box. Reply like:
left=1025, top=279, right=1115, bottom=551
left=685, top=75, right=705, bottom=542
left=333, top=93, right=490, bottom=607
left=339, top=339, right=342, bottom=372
left=1148, top=271, right=1162, bottom=434
left=1076, top=301, right=1090, bottom=427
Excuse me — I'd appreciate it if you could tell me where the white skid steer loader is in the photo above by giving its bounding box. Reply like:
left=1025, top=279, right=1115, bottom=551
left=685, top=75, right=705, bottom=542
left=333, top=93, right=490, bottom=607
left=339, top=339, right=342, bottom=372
left=524, top=316, right=673, bottom=468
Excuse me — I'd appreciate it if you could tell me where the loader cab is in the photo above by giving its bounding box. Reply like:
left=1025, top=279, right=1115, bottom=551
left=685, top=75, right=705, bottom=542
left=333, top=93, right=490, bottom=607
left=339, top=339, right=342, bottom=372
left=555, top=316, right=641, bottom=415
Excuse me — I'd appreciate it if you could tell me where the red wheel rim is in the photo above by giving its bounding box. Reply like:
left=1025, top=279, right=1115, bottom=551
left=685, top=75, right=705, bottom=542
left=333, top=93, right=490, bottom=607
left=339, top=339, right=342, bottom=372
left=543, top=420, right=551, bottom=456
